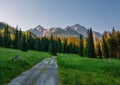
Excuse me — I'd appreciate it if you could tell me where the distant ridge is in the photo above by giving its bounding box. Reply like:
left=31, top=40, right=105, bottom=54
left=28, top=24, right=103, bottom=38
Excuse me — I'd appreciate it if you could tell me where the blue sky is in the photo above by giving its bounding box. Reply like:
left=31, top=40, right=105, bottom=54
left=0, top=0, right=120, bottom=33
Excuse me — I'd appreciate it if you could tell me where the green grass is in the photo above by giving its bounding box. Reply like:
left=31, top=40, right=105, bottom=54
left=1, top=48, right=120, bottom=85
left=57, top=53, right=120, bottom=85
left=0, top=47, right=50, bottom=85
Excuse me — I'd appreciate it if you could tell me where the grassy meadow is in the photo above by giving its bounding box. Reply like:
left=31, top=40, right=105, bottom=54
left=0, top=47, right=49, bottom=85
left=57, top=54, right=120, bottom=85
left=0, top=47, right=120, bottom=85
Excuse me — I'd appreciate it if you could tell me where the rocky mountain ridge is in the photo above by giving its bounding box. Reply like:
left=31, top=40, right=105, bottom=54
left=28, top=24, right=103, bottom=38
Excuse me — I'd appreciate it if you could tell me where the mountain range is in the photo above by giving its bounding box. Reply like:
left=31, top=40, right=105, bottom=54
left=28, top=24, right=103, bottom=38
left=0, top=22, right=103, bottom=38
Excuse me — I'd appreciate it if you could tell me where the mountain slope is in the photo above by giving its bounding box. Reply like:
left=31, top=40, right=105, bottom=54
left=28, top=24, right=103, bottom=38
left=0, top=22, right=8, bottom=29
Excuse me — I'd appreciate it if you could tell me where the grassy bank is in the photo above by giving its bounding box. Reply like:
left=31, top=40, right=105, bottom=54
left=0, top=47, right=49, bottom=85
left=57, top=54, right=120, bottom=85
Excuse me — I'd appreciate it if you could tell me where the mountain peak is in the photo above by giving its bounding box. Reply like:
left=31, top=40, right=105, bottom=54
left=34, top=25, right=44, bottom=30
left=74, top=23, right=80, bottom=26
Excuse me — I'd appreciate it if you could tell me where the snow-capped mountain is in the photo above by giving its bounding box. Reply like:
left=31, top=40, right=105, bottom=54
left=28, top=25, right=45, bottom=36
left=28, top=24, right=103, bottom=38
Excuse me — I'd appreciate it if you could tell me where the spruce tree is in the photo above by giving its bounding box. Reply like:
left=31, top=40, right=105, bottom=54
left=96, top=42, right=102, bottom=58
left=78, top=34, right=84, bottom=56
left=117, top=32, right=120, bottom=58
left=68, top=42, right=73, bottom=53
left=18, top=28, right=22, bottom=49
left=49, top=35, right=53, bottom=55
left=13, top=26, right=19, bottom=49
left=0, top=31, right=3, bottom=47
left=34, top=38, right=41, bottom=51
left=111, top=28, right=117, bottom=57
left=57, top=38, right=62, bottom=52
left=21, top=34, right=28, bottom=52
left=86, top=28, right=96, bottom=58
left=108, top=33, right=117, bottom=58
left=63, top=39, right=67, bottom=53
left=102, top=37, right=109, bottom=58
left=3, top=25, right=10, bottom=48
left=27, top=32, right=35, bottom=50
left=40, top=37, right=49, bottom=52
left=43, top=37, right=49, bottom=52
left=41, top=38, right=45, bottom=51
left=49, top=35, right=57, bottom=56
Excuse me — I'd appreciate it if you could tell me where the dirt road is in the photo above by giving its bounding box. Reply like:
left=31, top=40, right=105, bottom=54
left=8, top=57, right=60, bottom=85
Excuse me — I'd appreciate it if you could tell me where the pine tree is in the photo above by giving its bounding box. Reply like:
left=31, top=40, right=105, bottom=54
left=111, top=28, right=117, bottom=57
left=3, top=25, right=11, bottom=48
left=49, top=35, right=53, bottom=55
left=18, top=28, right=22, bottom=49
left=13, top=26, right=19, bottom=49
left=63, top=39, right=67, bottom=53
left=34, top=38, right=41, bottom=51
left=78, top=34, right=84, bottom=56
left=108, top=33, right=117, bottom=58
left=27, top=32, right=35, bottom=50
left=40, top=37, right=49, bottom=52
left=57, top=38, right=62, bottom=52
left=49, top=35, right=57, bottom=56
left=96, top=42, right=102, bottom=58
left=103, top=31, right=108, bottom=41
left=43, top=37, right=49, bottom=52
left=41, top=38, right=45, bottom=51
left=0, top=31, right=3, bottom=47
left=21, top=34, right=28, bottom=52
left=68, top=42, right=73, bottom=53
left=86, top=28, right=96, bottom=58
left=117, top=31, right=120, bottom=58
left=102, top=36, right=109, bottom=58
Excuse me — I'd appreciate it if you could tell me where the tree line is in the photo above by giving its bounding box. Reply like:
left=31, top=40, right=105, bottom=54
left=0, top=25, right=120, bottom=58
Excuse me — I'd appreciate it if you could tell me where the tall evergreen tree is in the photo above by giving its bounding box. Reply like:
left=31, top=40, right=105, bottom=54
left=68, top=42, right=73, bottom=53
left=27, top=32, right=35, bottom=50
left=40, top=37, right=49, bottom=52
left=63, top=39, right=67, bottom=53
left=117, top=31, right=120, bottom=58
left=102, top=36, right=109, bottom=58
left=86, top=28, right=96, bottom=58
left=34, top=38, right=41, bottom=51
left=0, top=31, right=3, bottom=47
left=49, top=35, right=57, bottom=56
left=18, top=28, right=22, bottom=49
left=108, top=33, right=117, bottom=58
left=13, top=26, right=19, bottom=49
left=96, top=42, right=102, bottom=58
left=103, top=31, right=108, bottom=41
left=78, top=34, right=84, bottom=56
left=111, top=28, right=117, bottom=57
left=21, top=34, right=28, bottom=52
left=57, top=38, right=63, bottom=53
left=3, top=25, right=10, bottom=48
left=43, top=37, right=49, bottom=52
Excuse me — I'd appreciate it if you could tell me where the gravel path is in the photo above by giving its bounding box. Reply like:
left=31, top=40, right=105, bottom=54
left=8, top=57, right=60, bottom=85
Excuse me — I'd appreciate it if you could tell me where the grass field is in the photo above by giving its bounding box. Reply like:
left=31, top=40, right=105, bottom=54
left=0, top=47, right=49, bottom=85
left=1, top=47, right=120, bottom=85
left=57, top=54, right=120, bottom=85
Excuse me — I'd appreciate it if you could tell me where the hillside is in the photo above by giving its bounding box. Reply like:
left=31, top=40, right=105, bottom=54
left=0, top=22, right=15, bottom=33
left=0, top=47, right=49, bottom=85
left=0, top=22, right=7, bottom=29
